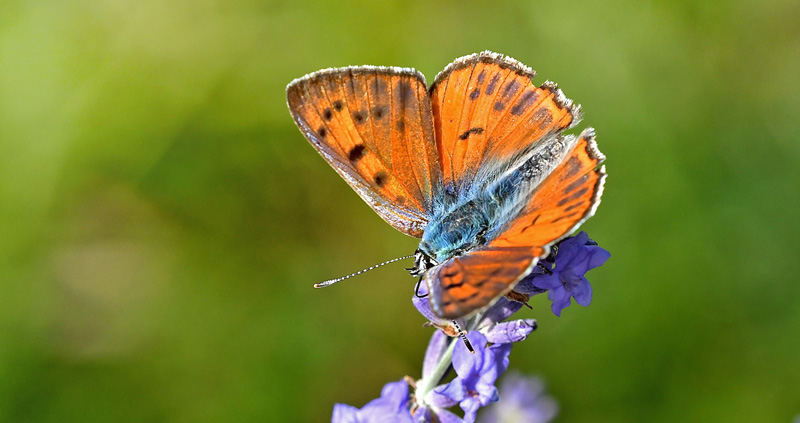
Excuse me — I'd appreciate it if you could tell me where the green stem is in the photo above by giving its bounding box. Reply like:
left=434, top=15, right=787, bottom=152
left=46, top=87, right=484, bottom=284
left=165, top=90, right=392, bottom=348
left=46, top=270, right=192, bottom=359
left=415, top=313, right=483, bottom=402
left=415, top=337, right=457, bottom=400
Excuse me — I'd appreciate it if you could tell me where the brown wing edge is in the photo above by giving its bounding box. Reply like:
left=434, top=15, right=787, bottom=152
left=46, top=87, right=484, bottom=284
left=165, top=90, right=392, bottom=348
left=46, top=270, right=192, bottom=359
left=429, top=51, right=583, bottom=128
left=429, top=51, right=536, bottom=92
left=286, top=65, right=428, bottom=93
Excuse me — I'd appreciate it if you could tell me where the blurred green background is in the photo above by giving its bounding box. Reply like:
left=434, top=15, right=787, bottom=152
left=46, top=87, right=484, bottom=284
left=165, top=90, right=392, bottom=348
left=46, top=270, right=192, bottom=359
left=1, top=0, right=799, bottom=422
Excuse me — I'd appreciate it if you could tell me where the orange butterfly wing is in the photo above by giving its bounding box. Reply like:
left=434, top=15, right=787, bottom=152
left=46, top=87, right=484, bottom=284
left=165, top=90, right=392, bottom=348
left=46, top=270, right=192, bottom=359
left=490, top=128, right=606, bottom=249
left=429, top=52, right=581, bottom=195
left=429, top=129, right=605, bottom=319
left=428, top=246, right=543, bottom=319
left=287, top=67, right=441, bottom=237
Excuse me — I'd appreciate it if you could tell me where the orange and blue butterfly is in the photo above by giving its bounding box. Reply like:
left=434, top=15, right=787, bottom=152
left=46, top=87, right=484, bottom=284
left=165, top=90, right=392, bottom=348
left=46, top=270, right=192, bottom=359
left=286, top=51, right=606, bottom=321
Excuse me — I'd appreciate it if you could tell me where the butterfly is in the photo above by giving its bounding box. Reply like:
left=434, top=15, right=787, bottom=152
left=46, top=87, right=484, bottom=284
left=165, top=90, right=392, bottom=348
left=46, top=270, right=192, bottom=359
left=286, top=51, right=605, bottom=320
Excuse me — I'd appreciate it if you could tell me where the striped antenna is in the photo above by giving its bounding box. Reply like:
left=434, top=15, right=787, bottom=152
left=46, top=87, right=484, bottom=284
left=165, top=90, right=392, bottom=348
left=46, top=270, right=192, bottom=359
left=314, top=255, right=415, bottom=288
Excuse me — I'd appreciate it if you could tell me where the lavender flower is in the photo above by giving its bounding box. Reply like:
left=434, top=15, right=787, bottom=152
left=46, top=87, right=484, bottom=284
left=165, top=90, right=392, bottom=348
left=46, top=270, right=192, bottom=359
left=410, top=292, right=536, bottom=422
left=480, top=372, right=558, bottom=423
left=436, top=331, right=510, bottom=422
left=332, top=380, right=414, bottom=423
left=330, top=233, right=609, bottom=423
left=517, top=231, right=610, bottom=316
left=408, top=292, right=535, bottom=422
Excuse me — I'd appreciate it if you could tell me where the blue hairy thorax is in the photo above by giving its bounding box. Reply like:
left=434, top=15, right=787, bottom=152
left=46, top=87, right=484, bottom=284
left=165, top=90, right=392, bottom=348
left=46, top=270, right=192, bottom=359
left=416, top=135, right=572, bottom=266
left=418, top=199, right=491, bottom=263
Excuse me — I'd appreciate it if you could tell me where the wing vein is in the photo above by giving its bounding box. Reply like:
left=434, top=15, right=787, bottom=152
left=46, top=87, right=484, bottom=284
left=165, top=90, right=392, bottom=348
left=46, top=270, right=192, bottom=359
left=471, top=68, right=515, bottom=168
left=436, top=68, right=457, bottom=188
left=404, top=82, right=428, bottom=210
left=485, top=90, right=552, bottom=158
left=363, top=71, right=379, bottom=163
left=387, top=75, right=422, bottom=210
left=416, top=80, right=434, bottom=209
left=452, top=62, right=478, bottom=191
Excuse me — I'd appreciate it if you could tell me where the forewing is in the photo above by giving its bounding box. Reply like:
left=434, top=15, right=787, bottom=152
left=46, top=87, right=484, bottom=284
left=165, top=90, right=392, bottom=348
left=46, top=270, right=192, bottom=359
left=429, top=51, right=581, bottom=196
left=287, top=67, right=442, bottom=237
left=427, top=246, right=542, bottom=319
left=490, top=128, right=606, bottom=249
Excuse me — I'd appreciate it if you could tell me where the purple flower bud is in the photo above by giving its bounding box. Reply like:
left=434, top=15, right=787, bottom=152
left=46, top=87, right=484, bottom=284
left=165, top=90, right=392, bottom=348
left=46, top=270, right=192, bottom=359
left=483, top=319, right=538, bottom=344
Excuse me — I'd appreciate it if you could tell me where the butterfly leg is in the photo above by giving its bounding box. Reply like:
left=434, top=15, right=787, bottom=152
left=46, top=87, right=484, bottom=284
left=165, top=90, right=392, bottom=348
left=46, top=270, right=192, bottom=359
left=451, top=320, right=475, bottom=354
left=414, top=276, right=428, bottom=298
left=536, top=262, right=553, bottom=275
left=505, top=290, right=533, bottom=309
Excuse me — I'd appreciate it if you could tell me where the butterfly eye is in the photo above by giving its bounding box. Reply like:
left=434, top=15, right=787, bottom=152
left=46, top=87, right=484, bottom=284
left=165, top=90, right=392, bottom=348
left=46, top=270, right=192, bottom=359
left=408, top=248, right=437, bottom=277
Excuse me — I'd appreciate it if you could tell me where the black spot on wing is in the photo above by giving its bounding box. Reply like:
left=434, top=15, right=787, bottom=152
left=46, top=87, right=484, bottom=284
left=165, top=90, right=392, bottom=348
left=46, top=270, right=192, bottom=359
left=456, top=291, right=480, bottom=303
left=348, top=144, right=366, bottom=162
left=374, top=171, right=388, bottom=187
left=477, top=70, right=486, bottom=83
left=333, top=100, right=343, bottom=111
left=485, top=73, right=501, bottom=94
left=510, top=90, right=539, bottom=116
left=494, top=101, right=505, bottom=111
left=563, top=173, right=590, bottom=195
left=322, top=108, right=333, bottom=121
left=557, top=186, right=589, bottom=206
left=563, top=157, right=583, bottom=179
left=370, top=77, right=387, bottom=100
left=532, top=108, right=552, bottom=129
left=458, top=127, right=485, bottom=140
left=442, top=269, right=460, bottom=280
left=317, top=127, right=327, bottom=138
left=520, top=214, right=541, bottom=233
left=471, top=277, right=488, bottom=288
left=551, top=212, right=580, bottom=224
left=353, top=110, right=366, bottom=124
left=501, top=80, right=519, bottom=98
left=372, top=106, right=384, bottom=119
left=564, top=201, right=585, bottom=212
left=397, top=81, right=414, bottom=102
left=469, top=88, right=480, bottom=100
left=487, top=267, right=503, bottom=277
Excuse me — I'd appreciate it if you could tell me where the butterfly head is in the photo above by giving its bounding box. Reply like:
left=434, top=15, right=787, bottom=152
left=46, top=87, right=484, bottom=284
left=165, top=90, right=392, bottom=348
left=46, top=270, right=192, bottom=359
left=408, top=248, right=437, bottom=278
